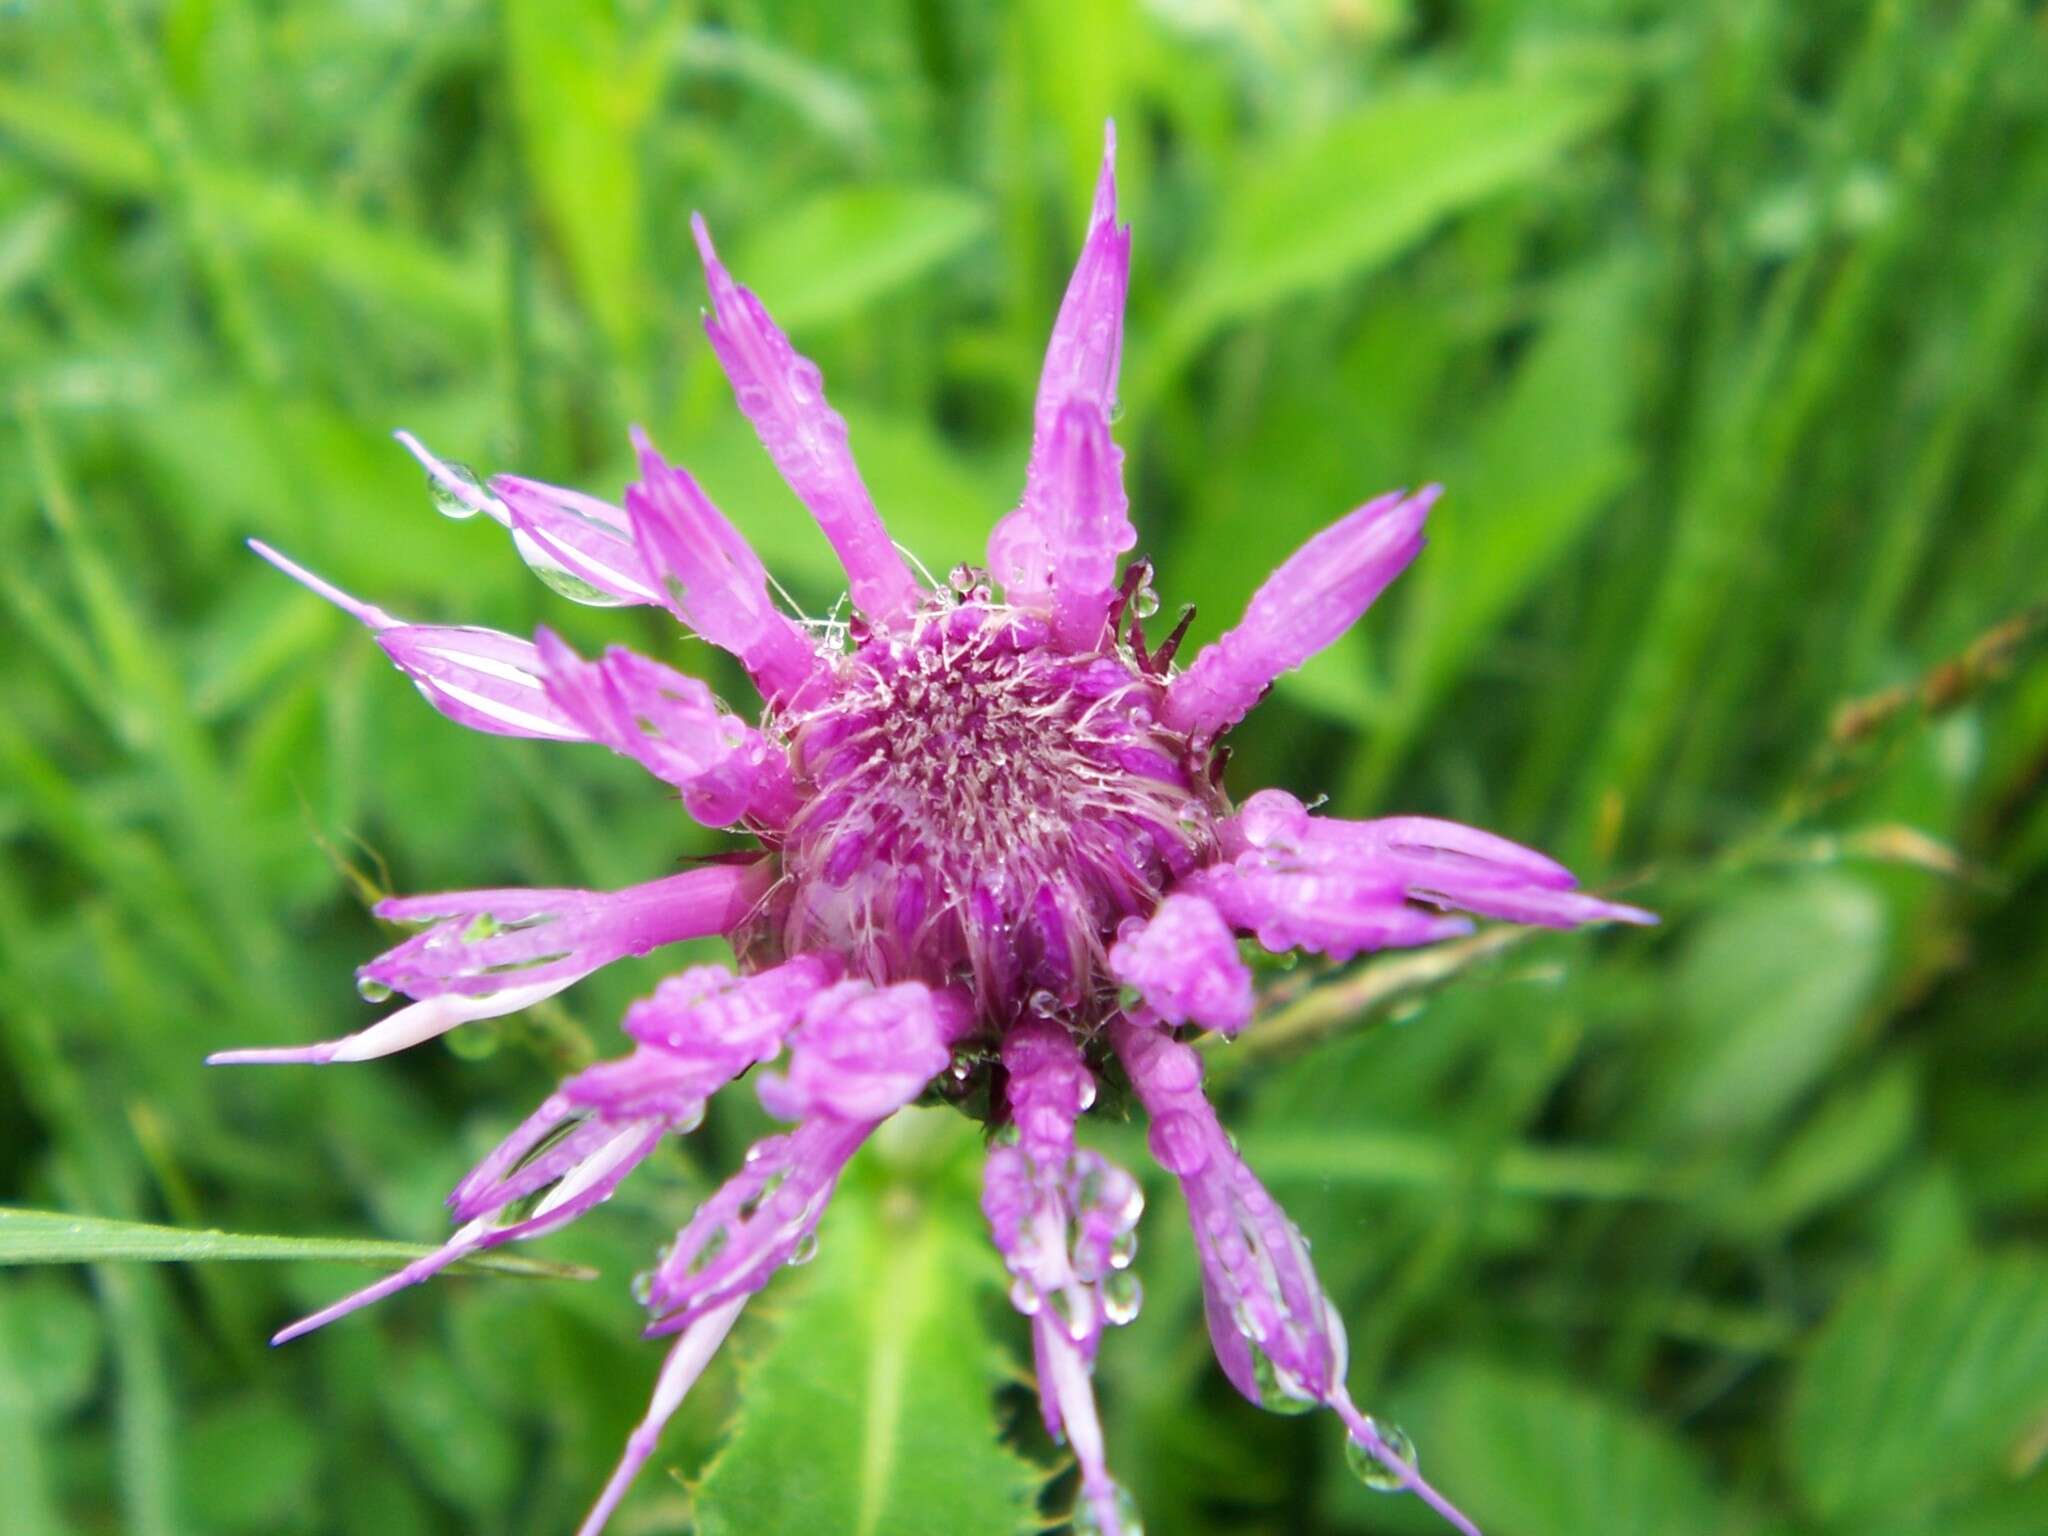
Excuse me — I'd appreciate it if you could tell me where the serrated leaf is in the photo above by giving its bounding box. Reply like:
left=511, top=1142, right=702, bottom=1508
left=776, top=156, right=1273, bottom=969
left=736, top=185, right=991, bottom=330
left=0, top=1207, right=594, bottom=1281
left=1787, top=1251, right=2048, bottom=1523
left=691, top=1180, right=1036, bottom=1536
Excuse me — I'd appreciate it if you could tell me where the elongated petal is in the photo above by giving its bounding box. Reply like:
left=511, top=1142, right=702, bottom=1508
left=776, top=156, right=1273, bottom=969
left=1108, top=892, right=1252, bottom=1033
left=361, top=863, right=773, bottom=1001
left=1193, top=789, right=1654, bottom=960
left=1045, top=401, right=1137, bottom=651
left=691, top=213, right=919, bottom=623
left=646, top=979, right=970, bottom=1332
left=624, top=435, right=823, bottom=703
left=272, top=1117, right=665, bottom=1344
left=207, top=978, right=571, bottom=1066
left=575, top=1298, right=748, bottom=1536
left=534, top=629, right=799, bottom=827
left=496, top=475, right=660, bottom=607
left=753, top=979, right=963, bottom=1123
left=994, top=122, right=1130, bottom=606
left=1163, top=487, right=1438, bottom=738
left=394, top=430, right=508, bottom=524
left=251, top=541, right=586, bottom=740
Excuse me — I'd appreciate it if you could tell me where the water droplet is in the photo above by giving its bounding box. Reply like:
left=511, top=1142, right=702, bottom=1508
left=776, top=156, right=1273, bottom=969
left=355, top=975, right=393, bottom=1003
left=1008, top=1277, right=1042, bottom=1316
left=1344, top=1418, right=1418, bottom=1491
left=512, top=529, right=632, bottom=607
left=1028, top=988, right=1059, bottom=1018
left=1109, top=1229, right=1138, bottom=1269
left=673, top=1101, right=706, bottom=1136
left=1102, top=1268, right=1142, bottom=1325
left=630, top=1270, right=655, bottom=1304
left=427, top=460, right=488, bottom=520
left=1052, top=1285, right=1095, bottom=1341
left=1132, top=585, right=1160, bottom=619
left=948, top=562, right=986, bottom=594
left=787, top=1230, right=820, bottom=1267
left=1249, top=1344, right=1316, bottom=1414
left=1072, top=1481, right=1143, bottom=1536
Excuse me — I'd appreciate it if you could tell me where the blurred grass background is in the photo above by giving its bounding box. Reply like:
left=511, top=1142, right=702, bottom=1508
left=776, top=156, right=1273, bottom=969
left=3, top=1, right=2046, bottom=1533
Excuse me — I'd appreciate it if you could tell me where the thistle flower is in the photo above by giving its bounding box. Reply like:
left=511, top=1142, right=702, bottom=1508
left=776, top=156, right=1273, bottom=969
left=217, top=123, right=1652, bottom=1536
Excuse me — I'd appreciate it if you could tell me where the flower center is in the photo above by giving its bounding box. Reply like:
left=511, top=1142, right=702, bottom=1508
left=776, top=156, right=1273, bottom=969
left=750, top=597, right=1221, bottom=1021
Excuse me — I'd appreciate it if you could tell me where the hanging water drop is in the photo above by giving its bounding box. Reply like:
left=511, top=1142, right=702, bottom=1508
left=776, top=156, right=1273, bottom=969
left=948, top=562, right=985, bottom=595
left=426, top=460, right=489, bottom=520
left=511, top=529, right=632, bottom=608
left=1248, top=1344, right=1316, bottom=1415
left=355, top=975, right=393, bottom=1004
left=787, top=1230, right=820, bottom=1267
left=1101, top=1268, right=1142, bottom=1326
left=1071, top=1481, right=1143, bottom=1536
left=630, top=1270, right=655, bottom=1305
left=1344, top=1418, right=1418, bottom=1491
left=1132, top=584, right=1160, bottom=619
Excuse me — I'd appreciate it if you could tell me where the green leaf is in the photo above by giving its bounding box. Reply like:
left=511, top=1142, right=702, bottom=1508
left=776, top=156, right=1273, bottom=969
left=1787, top=1250, right=2048, bottom=1523
left=1646, top=873, right=1887, bottom=1142
left=0, top=1207, right=595, bottom=1281
left=185, top=1395, right=321, bottom=1532
left=736, top=185, right=991, bottom=331
left=1354, top=1359, right=1726, bottom=1536
left=1136, top=79, right=1622, bottom=403
left=1737, top=1056, right=1918, bottom=1234
left=691, top=1181, right=1036, bottom=1536
left=504, top=0, right=654, bottom=366
left=0, top=1273, right=104, bottom=1420
left=1381, top=255, right=1645, bottom=768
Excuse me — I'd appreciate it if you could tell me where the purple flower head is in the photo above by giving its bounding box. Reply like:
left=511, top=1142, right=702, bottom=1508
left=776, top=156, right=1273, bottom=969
left=220, top=122, right=1654, bottom=1536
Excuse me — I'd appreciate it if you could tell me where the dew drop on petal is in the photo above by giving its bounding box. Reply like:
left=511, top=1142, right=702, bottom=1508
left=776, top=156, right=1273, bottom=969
left=1072, top=1481, right=1143, bottom=1536
left=1344, top=1418, right=1419, bottom=1491
left=511, top=529, right=632, bottom=608
left=630, top=1270, right=654, bottom=1305
left=1101, top=1268, right=1142, bottom=1325
left=1132, top=584, right=1160, bottom=619
left=1248, top=1344, right=1317, bottom=1415
left=787, top=1230, right=820, bottom=1267
left=355, top=976, right=393, bottom=1003
left=427, top=460, right=489, bottom=520
left=1008, top=1277, right=1042, bottom=1316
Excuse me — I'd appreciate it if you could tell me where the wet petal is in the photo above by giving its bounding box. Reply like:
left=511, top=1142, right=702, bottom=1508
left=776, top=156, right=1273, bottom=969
left=995, top=122, right=1130, bottom=607
left=1163, top=487, right=1437, bottom=739
left=250, top=541, right=585, bottom=740
left=1109, top=892, right=1252, bottom=1034
left=691, top=214, right=919, bottom=624
left=495, top=475, right=660, bottom=607
left=361, top=863, right=773, bottom=1003
left=534, top=629, right=799, bottom=827
left=624, top=434, right=824, bottom=703
left=1044, top=400, right=1137, bottom=652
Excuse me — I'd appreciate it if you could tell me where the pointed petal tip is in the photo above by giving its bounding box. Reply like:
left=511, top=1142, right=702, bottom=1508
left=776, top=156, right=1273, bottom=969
left=207, top=1043, right=338, bottom=1066
left=688, top=212, right=724, bottom=283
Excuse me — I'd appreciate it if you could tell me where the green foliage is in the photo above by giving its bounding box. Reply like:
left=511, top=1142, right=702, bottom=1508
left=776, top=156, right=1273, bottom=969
left=2, top=2, right=2045, bottom=1534
left=692, top=1154, right=1038, bottom=1536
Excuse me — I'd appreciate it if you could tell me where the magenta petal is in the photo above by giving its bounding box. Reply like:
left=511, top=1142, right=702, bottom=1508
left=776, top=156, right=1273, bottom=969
left=360, top=863, right=773, bottom=1002
left=995, top=122, right=1130, bottom=608
left=690, top=214, right=919, bottom=624
left=495, top=476, right=659, bottom=607
left=534, top=629, right=798, bottom=827
left=1109, top=893, right=1253, bottom=1034
left=624, top=435, right=824, bottom=704
left=754, top=979, right=958, bottom=1123
left=1113, top=1018, right=1347, bottom=1407
left=1164, top=487, right=1437, bottom=738
left=1044, top=400, right=1137, bottom=652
